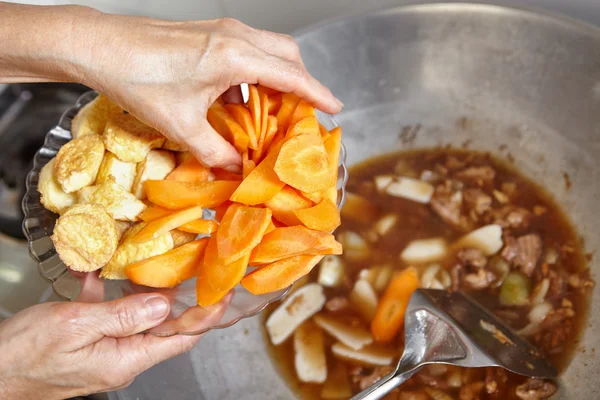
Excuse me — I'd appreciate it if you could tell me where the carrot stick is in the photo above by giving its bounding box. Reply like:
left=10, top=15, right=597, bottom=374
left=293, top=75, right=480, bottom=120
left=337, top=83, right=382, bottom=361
left=131, top=205, right=204, bottom=243
left=265, top=185, right=313, bottom=226
left=207, top=102, right=249, bottom=153
left=276, top=92, right=301, bottom=134
left=294, top=199, right=341, bottom=232
left=268, top=94, right=282, bottom=115
left=199, top=234, right=251, bottom=292
left=139, top=206, right=217, bottom=234
left=166, top=155, right=212, bottom=183
left=144, top=180, right=240, bottom=210
left=225, top=104, right=258, bottom=150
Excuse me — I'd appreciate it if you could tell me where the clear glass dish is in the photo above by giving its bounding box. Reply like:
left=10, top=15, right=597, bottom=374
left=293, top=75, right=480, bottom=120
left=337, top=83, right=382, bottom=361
left=22, top=91, right=348, bottom=336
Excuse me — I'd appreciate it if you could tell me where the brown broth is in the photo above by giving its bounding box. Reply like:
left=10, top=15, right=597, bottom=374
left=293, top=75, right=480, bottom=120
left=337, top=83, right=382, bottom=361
left=262, top=149, right=592, bottom=400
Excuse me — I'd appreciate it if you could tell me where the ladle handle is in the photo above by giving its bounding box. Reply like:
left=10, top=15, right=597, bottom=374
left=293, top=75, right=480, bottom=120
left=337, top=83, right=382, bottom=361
left=349, top=363, right=422, bottom=400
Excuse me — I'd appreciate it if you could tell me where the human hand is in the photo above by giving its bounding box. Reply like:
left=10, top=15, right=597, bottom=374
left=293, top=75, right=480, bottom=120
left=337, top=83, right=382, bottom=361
left=76, top=13, right=343, bottom=168
left=0, top=292, right=229, bottom=400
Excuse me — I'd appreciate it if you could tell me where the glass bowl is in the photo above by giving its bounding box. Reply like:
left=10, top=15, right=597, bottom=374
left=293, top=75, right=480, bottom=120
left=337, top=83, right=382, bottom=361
left=22, top=91, right=348, bottom=336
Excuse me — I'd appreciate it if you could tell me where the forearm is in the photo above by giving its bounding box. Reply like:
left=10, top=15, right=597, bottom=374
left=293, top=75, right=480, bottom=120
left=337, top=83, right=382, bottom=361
left=0, top=2, right=100, bottom=84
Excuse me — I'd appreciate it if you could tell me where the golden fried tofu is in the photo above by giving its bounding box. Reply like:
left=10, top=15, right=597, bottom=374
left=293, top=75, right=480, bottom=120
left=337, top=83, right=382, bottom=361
left=163, top=138, right=187, bottom=152
left=100, top=222, right=174, bottom=280
left=103, top=113, right=165, bottom=162
left=38, top=158, right=76, bottom=214
left=115, top=220, right=132, bottom=240
left=171, top=230, right=198, bottom=248
left=131, top=149, right=176, bottom=199
left=95, top=151, right=137, bottom=191
left=78, top=176, right=146, bottom=221
left=54, top=134, right=105, bottom=193
left=51, top=204, right=119, bottom=272
left=71, top=94, right=123, bottom=138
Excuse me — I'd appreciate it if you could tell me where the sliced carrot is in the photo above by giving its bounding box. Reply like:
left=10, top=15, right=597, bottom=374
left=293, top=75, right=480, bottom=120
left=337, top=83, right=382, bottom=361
left=131, top=205, right=204, bottom=243
left=126, top=238, right=209, bottom=288
left=268, top=93, right=282, bottom=115
left=247, top=85, right=261, bottom=141
left=166, top=155, right=212, bottom=183
left=243, top=159, right=256, bottom=179
left=265, top=185, right=313, bottom=226
left=178, top=219, right=218, bottom=235
left=274, top=133, right=333, bottom=193
left=264, top=219, right=277, bottom=235
left=263, top=115, right=279, bottom=151
left=294, top=199, right=341, bottom=232
left=276, top=92, right=301, bottom=133
left=300, top=190, right=322, bottom=204
left=286, top=115, right=320, bottom=139
left=322, top=185, right=338, bottom=205
left=259, top=92, right=269, bottom=146
left=289, top=99, right=316, bottom=127
left=207, top=102, right=249, bottom=153
left=241, top=254, right=324, bottom=295
left=250, top=226, right=342, bottom=265
left=145, top=180, right=240, bottom=210
left=371, top=267, right=420, bottom=342
left=196, top=279, right=230, bottom=306
left=225, top=104, right=258, bottom=150
left=199, top=234, right=251, bottom=293
left=213, top=201, right=232, bottom=222
left=257, top=85, right=279, bottom=96
left=319, top=123, right=328, bottom=136
left=211, top=168, right=243, bottom=181
left=230, top=140, right=285, bottom=205
left=341, top=192, right=378, bottom=224
left=320, top=126, right=342, bottom=204
left=139, top=206, right=217, bottom=234
left=216, top=204, right=272, bottom=264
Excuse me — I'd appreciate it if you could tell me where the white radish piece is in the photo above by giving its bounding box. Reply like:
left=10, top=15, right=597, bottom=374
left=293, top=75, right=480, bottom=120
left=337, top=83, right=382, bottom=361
left=401, top=238, right=448, bottom=264
left=294, top=321, right=327, bottom=383
left=358, top=267, right=380, bottom=285
left=266, top=283, right=326, bottom=345
left=318, top=255, right=345, bottom=288
left=313, top=314, right=373, bottom=350
left=321, top=363, right=352, bottom=399
left=374, top=175, right=394, bottom=192
left=385, top=177, right=434, bottom=204
left=349, top=279, right=378, bottom=322
left=331, top=342, right=395, bottom=366
left=374, top=213, right=399, bottom=236
left=454, top=224, right=503, bottom=256
left=373, top=265, right=394, bottom=293
left=337, top=231, right=370, bottom=262
left=420, top=264, right=441, bottom=288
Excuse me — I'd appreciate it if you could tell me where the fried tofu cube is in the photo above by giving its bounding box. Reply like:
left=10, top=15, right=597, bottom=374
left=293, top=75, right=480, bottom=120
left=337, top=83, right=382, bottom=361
left=100, top=222, right=174, bottom=280
left=163, top=138, right=187, bottom=152
left=95, top=151, right=137, bottom=191
left=51, top=204, right=119, bottom=272
left=71, top=94, right=123, bottom=139
left=131, top=149, right=176, bottom=199
left=54, top=134, right=105, bottom=193
left=115, top=220, right=132, bottom=241
left=78, top=176, right=146, bottom=221
left=38, top=158, right=76, bottom=214
left=170, top=229, right=198, bottom=248
left=103, top=113, right=165, bottom=162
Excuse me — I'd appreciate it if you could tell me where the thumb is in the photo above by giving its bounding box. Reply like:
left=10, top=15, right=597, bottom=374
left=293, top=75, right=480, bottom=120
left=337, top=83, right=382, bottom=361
left=178, top=119, right=241, bottom=169
left=83, top=294, right=170, bottom=340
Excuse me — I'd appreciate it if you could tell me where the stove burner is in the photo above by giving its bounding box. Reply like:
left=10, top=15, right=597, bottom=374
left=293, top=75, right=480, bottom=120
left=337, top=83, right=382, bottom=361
left=0, top=83, right=89, bottom=239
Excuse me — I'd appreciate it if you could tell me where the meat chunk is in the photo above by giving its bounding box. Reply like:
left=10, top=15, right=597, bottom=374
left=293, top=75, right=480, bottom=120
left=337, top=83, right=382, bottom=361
left=501, top=234, right=542, bottom=276
left=350, top=366, right=394, bottom=391
left=457, top=248, right=488, bottom=268
left=487, top=206, right=532, bottom=231
left=536, top=307, right=574, bottom=355
left=451, top=263, right=464, bottom=291
left=325, top=296, right=350, bottom=313
left=464, top=189, right=492, bottom=215
left=430, top=181, right=473, bottom=232
left=454, top=166, right=495, bottom=187
left=515, top=379, right=557, bottom=400
left=464, top=269, right=496, bottom=290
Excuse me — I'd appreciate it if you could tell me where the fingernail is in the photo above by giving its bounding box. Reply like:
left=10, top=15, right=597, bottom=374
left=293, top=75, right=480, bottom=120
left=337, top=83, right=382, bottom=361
left=145, top=296, right=169, bottom=320
left=335, top=98, right=344, bottom=109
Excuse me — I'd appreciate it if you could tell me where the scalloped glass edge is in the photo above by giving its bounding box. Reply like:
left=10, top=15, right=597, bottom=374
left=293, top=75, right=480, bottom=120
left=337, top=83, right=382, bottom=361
left=22, top=90, right=347, bottom=336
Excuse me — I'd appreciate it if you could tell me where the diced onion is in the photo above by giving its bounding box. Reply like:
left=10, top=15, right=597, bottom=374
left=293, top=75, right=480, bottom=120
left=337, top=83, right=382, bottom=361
left=385, top=177, right=435, bottom=204
left=374, top=213, right=399, bottom=236
left=401, top=238, right=448, bottom=264
left=318, top=256, right=345, bottom=288
left=454, top=225, right=503, bottom=256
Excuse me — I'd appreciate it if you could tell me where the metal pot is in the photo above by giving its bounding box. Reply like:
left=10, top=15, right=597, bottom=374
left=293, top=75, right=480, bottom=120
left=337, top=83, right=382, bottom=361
left=114, top=4, right=599, bottom=399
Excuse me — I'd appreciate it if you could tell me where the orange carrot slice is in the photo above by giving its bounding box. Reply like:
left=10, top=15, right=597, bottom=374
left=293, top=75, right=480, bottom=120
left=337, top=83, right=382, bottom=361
left=212, top=168, right=243, bottom=181
left=250, top=226, right=342, bottom=265
left=248, top=85, right=261, bottom=140
left=199, top=235, right=250, bottom=293
left=268, top=93, right=282, bottom=115
left=341, top=192, right=378, bottom=224
left=196, top=279, right=230, bottom=306
left=145, top=180, right=240, bottom=210
left=243, top=159, right=256, bottom=179
left=294, top=199, right=341, bottom=232
left=322, top=186, right=338, bottom=205
left=300, top=190, right=322, bottom=204
left=257, top=85, right=279, bottom=96
left=289, top=99, right=316, bottom=127
left=319, top=123, right=328, bottom=136
left=259, top=92, right=269, bottom=146
left=286, top=115, right=320, bottom=139
left=216, top=204, right=272, bottom=264
left=139, top=206, right=217, bottom=234
left=131, top=205, right=204, bottom=243
left=274, top=133, right=333, bottom=193
left=126, top=238, right=209, bottom=288
left=241, top=254, right=324, bottom=295
left=230, top=140, right=285, bottom=205
left=166, top=155, right=212, bottom=183
left=276, top=92, right=301, bottom=133
left=263, top=115, right=279, bottom=151
left=371, top=267, right=420, bottom=342
left=264, top=219, right=277, bottom=235
left=213, top=201, right=232, bottom=222
left=225, top=104, right=258, bottom=150
left=207, top=102, right=249, bottom=153
left=321, top=126, right=342, bottom=203
left=265, top=185, right=313, bottom=226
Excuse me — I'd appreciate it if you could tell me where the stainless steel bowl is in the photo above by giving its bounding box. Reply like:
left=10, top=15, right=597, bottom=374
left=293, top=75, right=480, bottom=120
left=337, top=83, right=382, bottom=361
left=115, top=3, right=599, bottom=399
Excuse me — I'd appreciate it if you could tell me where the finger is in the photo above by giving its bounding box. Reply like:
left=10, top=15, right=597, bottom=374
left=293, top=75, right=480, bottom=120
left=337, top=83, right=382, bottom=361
left=81, top=293, right=170, bottom=340
left=237, top=53, right=343, bottom=114
left=222, top=86, right=243, bottom=104
left=75, top=271, right=105, bottom=303
left=179, top=119, right=242, bottom=168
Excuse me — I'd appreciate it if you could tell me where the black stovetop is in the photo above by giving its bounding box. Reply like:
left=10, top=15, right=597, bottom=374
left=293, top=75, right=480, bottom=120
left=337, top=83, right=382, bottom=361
left=0, top=83, right=89, bottom=239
